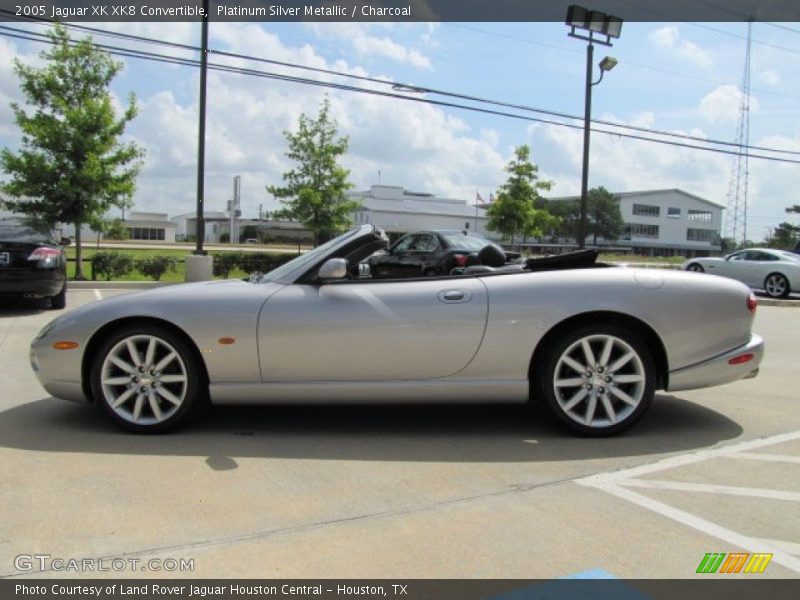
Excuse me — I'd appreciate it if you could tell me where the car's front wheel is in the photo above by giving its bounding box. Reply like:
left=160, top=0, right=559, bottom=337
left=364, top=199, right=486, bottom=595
left=90, top=325, right=203, bottom=433
left=536, top=324, right=656, bottom=436
left=686, top=263, right=704, bottom=273
left=764, top=273, right=790, bottom=298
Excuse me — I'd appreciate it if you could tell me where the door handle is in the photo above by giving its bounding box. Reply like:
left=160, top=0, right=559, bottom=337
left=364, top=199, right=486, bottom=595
left=438, top=289, right=471, bottom=303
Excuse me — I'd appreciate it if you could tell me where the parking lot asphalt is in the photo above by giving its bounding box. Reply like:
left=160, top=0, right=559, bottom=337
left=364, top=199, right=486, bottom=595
left=0, top=288, right=798, bottom=579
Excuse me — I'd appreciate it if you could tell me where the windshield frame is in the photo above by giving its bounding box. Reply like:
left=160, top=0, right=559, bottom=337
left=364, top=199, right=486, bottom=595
left=259, top=224, right=377, bottom=284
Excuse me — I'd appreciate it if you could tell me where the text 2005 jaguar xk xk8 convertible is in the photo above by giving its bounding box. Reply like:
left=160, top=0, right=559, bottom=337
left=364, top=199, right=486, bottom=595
left=30, top=224, right=763, bottom=436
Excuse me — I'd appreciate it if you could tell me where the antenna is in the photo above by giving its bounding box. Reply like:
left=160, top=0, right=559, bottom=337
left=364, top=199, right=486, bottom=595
left=724, top=20, right=752, bottom=247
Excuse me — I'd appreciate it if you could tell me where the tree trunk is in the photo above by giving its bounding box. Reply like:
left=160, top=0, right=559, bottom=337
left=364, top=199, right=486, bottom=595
left=73, top=221, right=86, bottom=280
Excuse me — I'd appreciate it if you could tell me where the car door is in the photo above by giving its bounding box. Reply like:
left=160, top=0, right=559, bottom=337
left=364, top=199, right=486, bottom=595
left=715, top=250, right=749, bottom=282
left=257, top=277, right=488, bottom=381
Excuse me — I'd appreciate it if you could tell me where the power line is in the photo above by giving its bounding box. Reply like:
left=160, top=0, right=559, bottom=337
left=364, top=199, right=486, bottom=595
left=5, top=11, right=800, bottom=158
left=1, top=23, right=800, bottom=166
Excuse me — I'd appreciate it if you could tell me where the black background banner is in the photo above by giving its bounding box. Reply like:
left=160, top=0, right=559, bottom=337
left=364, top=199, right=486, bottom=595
left=1, top=0, right=800, bottom=23
left=3, top=580, right=800, bottom=600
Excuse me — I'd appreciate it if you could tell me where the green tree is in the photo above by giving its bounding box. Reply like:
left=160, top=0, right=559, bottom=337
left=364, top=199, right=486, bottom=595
left=103, top=218, right=130, bottom=240
left=764, top=222, right=800, bottom=249
left=267, top=97, right=358, bottom=246
left=586, top=186, right=624, bottom=244
left=486, top=145, right=556, bottom=243
left=0, top=25, right=143, bottom=280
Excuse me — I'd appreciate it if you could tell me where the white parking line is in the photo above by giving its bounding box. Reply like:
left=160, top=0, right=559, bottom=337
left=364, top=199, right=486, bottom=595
left=93, top=289, right=102, bottom=301
left=616, top=478, right=800, bottom=502
left=577, top=430, right=800, bottom=575
left=733, top=452, right=800, bottom=464
left=591, top=481, right=800, bottom=574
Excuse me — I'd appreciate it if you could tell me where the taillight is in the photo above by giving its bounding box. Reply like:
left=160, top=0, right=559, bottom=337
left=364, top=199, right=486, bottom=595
left=728, top=353, right=754, bottom=365
left=28, top=247, right=61, bottom=261
left=747, top=291, right=757, bottom=314
left=454, top=254, right=467, bottom=267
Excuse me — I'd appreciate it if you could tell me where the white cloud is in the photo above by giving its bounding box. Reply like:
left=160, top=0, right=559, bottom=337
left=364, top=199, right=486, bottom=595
left=304, top=22, right=432, bottom=70
left=67, top=24, right=502, bottom=217
left=758, top=69, right=780, bottom=86
left=649, top=26, right=714, bottom=70
left=699, top=85, right=760, bottom=122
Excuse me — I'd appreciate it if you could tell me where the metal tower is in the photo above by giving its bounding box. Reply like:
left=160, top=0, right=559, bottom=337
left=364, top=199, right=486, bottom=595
left=724, top=21, right=753, bottom=246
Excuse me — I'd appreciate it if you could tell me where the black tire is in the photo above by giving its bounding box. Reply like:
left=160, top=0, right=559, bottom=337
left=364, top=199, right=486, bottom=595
left=534, top=324, right=656, bottom=436
left=764, top=273, right=790, bottom=298
left=50, top=283, right=67, bottom=310
left=90, top=324, right=204, bottom=433
left=686, top=263, right=704, bottom=273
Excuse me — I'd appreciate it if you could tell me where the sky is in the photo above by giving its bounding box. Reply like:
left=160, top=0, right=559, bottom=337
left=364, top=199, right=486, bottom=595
left=0, top=19, right=799, bottom=242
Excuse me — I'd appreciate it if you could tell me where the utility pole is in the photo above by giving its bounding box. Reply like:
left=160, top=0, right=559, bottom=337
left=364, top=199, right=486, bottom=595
left=194, top=0, right=209, bottom=254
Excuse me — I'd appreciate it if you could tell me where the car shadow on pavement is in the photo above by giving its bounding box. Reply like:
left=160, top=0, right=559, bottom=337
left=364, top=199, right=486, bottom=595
left=0, top=394, right=743, bottom=463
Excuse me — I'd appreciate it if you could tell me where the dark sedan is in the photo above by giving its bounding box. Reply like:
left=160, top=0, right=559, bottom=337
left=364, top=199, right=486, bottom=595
left=366, top=230, right=516, bottom=279
left=0, top=217, right=68, bottom=309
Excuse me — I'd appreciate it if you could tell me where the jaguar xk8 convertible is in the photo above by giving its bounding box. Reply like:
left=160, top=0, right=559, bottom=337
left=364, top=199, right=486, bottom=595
left=30, top=224, right=763, bottom=436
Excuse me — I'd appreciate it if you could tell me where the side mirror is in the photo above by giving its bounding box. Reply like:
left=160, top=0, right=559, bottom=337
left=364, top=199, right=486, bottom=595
left=60, top=237, right=71, bottom=246
left=318, top=258, right=348, bottom=282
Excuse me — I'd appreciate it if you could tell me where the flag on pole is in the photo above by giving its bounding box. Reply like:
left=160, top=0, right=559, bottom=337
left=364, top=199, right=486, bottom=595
left=475, top=192, right=484, bottom=205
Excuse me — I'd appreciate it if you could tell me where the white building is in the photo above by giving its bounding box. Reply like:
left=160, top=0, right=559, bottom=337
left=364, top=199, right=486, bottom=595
left=124, top=212, right=176, bottom=242
left=549, top=189, right=724, bottom=257
left=171, top=212, right=312, bottom=244
left=348, top=185, right=498, bottom=240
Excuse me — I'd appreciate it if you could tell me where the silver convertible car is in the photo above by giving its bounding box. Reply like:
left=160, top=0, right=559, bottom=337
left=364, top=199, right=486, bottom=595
left=30, top=224, right=764, bottom=436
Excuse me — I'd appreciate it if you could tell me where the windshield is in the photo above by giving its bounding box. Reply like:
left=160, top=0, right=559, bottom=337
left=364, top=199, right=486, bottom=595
left=0, top=218, right=55, bottom=243
left=259, top=225, right=366, bottom=283
left=441, top=233, right=490, bottom=251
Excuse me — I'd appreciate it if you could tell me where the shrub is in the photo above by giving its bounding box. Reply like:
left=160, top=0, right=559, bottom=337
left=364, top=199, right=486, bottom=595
left=90, top=251, right=133, bottom=281
left=212, top=252, right=242, bottom=278
left=136, top=256, right=177, bottom=281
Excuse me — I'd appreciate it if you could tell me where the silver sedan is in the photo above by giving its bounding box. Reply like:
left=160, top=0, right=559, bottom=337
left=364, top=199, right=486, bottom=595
left=30, top=224, right=763, bottom=436
left=682, top=248, right=800, bottom=298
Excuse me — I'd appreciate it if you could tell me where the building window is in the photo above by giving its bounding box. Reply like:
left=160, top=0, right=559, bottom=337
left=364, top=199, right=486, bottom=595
left=624, top=223, right=659, bottom=239
left=632, top=203, right=660, bottom=217
left=127, top=227, right=166, bottom=241
left=687, top=228, right=716, bottom=242
left=687, top=210, right=712, bottom=223
left=668, top=207, right=681, bottom=219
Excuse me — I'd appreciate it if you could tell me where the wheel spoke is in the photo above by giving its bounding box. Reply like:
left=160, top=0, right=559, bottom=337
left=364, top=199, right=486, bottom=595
left=609, top=386, right=638, bottom=406
left=109, top=356, right=136, bottom=374
left=561, top=355, right=588, bottom=374
left=126, top=340, right=142, bottom=367
left=156, top=386, right=183, bottom=406
left=600, top=394, right=616, bottom=422
left=102, top=376, right=132, bottom=386
left=555, top=377, right=585, bottom=388
left=613, top=374, right=644, bottom=384
left=581, top=339, right=596, bottom=369
left=158, top=374, right=187, bottom=384
left=608, top=351, right=635, bottom=373
left=598, top=337, right=614, bottom=368
left=148, top=389, right=163, bottom=421
left=111, top=387, right=136, bottom=408
left=584, top=392, right=598, bottom=424
left=132, top=395, right=145, bottom=421
left=144, top=338, right=156, bottom=368
left=562, top=387, right=589, bottom=411
left=154, top=351, right=178, bottom=372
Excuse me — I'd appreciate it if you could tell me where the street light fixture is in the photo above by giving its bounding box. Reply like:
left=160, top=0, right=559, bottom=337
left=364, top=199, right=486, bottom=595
left=566, top=4, right=623, bottom=249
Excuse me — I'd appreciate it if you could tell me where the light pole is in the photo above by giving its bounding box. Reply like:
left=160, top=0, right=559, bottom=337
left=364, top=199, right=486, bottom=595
left=566, top=5, right=622, bottom=249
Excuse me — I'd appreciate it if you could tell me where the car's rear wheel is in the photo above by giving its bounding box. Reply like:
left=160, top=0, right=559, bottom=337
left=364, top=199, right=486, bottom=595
left=50, top=283, right=66, bottom=309
left=536, top=324, right=656, bottom=436
left=90, top=325, right=202, bottom=433
left=686, top=263, right=704, bottom=273
left=764, top=273, right=790, bottom=298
